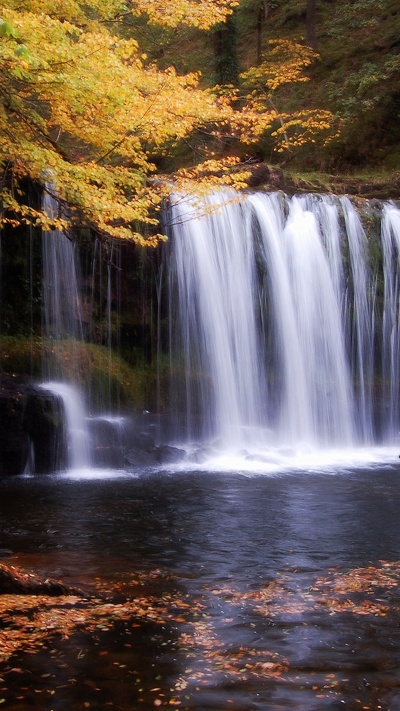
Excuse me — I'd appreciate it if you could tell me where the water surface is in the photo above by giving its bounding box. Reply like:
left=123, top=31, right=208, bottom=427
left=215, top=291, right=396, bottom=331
left=1, top=465, right=400, bottom=710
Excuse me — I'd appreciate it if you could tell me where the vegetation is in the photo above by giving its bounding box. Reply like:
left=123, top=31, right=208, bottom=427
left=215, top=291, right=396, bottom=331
left=0, top=335, right=155, bottom=409
left=235, top=0, right=400, bottom=172
left=0, top=0, right=350, bottom=245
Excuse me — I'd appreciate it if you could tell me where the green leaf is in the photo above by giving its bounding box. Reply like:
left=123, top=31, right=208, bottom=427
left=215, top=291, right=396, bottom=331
left=0, top=19, right=18, bottom=39
left=15, top=44, right=31, bottom=60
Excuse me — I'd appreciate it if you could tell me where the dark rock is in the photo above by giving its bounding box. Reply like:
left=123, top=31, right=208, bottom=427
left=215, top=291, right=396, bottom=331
left=93, top=445, right=125, bottom=468
left=130, top=430, right=156, bottom=452
left=88, top=417, right=126, bottom=468
left=155, top=444, right=186, bottom=464
left=188, top=447, right=215, bottom=464
left=247, top=164, right=274, bottom=187
left=0, top=382, right=30, bottom=475
left=247, top=164, right=285, bottom=189
left=125, top=446, right=157, bottom=467
left=0, top=377, right=68, bottom=475
left=24, top=388, right=68, bottom=473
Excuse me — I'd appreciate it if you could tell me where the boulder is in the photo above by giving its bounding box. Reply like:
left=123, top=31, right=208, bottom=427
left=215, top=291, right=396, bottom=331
left=155, top=444, right=186, bottom=464
left=0, top=377, right=71, bottom=475
left=88, top=417, right=126, bottom=468
left=188, top=446, right=215, bottom=464
left=125, top=446, right=157, bottom=467
left=0, top=380, right=30, bottom=475
left=24, top=388, right=68, bottom=473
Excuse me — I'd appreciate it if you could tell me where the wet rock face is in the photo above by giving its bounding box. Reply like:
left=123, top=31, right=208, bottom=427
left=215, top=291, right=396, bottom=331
left=24, top=387, right=68, bottom=474
left=123, top=413, right=187, bottom=469
left=88, top=417, right=126, bottom=469
left=0, top=381, right=29, bottom=476
left=0, top=378, right=68, bottom=475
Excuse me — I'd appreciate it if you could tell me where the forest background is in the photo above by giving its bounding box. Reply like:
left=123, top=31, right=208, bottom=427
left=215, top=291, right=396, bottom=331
left=1, top=0, right=399, bottom=246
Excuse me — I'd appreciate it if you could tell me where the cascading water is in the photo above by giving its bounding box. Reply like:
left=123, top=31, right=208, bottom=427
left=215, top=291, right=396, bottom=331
left=39, top=382, right=91, bottom=469
left=251, top=192, right=354, bottom=447
left=166, top=191, right=400, bottom=466
left=33, top=188, right=400, bottom=473
left=41, top=191, right=91, bottom=469
left=382, top=204, right=400, bottom=438
left=340, top=196, right=375, bottom=441
left=167, top=192, right=267, bottom=449
left=42, top=191, right=85, bottom=346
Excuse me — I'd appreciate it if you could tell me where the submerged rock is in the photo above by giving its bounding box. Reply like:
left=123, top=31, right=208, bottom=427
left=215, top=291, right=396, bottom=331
left=125, top=442, right=187, bottom=468
left=188, top=446, right=216, bottom=464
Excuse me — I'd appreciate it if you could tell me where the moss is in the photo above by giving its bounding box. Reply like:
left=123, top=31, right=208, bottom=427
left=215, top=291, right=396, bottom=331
left=0, top=336, right=157, bottom=413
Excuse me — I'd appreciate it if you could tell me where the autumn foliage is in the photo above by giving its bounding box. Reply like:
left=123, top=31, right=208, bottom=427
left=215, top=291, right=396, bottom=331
left=0, top=0, right=335, bottom=243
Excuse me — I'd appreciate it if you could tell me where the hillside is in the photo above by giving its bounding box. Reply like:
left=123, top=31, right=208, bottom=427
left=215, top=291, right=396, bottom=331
left=136, top=0, right=400, bottom=176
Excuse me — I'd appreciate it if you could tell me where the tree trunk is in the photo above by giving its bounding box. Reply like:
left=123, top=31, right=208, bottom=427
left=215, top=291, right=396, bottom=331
left=213, top=12, right=238, bottom=85
left=306, top=0, right=317, bottom=51
left=256, top=1, right=269, bottom=65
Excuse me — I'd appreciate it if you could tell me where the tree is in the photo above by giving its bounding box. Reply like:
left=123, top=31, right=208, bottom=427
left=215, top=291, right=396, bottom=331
left=213, top=12, right=239, bottom=85
left=0, top=0, right=336, bottom=244
left=0, top=0, right=243, bottom=244
left=306, top=0, right=317, bottom=51
left=256, top=1, right=267, bottom=65
left=237, top=40, right=336, bottom=156
left=321, top=0, right=400, bottom=165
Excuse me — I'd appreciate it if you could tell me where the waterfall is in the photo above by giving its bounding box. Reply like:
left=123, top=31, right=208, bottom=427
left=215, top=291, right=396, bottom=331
left=250, top=193, right=353, bottom=447
left=167, top=192, right=267, bottom=448
left=166, top=191, right=400, bottom=456
left=41, top=191, right=91, bottom=470
left=39, top=382, right=91, bottom=469
left=382, top=204, right=400, bottom=437
left=42, top=191, right=85, bottom=343
left=340, top=197, right=375, bottom=441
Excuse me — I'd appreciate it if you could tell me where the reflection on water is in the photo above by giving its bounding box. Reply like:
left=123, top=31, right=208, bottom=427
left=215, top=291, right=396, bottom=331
left=1, top=466, right=400, bottom=709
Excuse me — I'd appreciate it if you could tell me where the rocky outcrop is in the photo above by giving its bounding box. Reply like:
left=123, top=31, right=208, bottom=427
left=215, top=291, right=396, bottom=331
left=124, top=412, right=187, bottom=469
left=24, top=386, right=68, bottom=473
left=0, top=377, right=67, bottom=475
left=0, top=379, right=30, bottom=476
left=88, top=416, right=126, bottom=468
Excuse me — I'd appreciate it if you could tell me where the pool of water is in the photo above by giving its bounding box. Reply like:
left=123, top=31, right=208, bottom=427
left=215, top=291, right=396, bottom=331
left=1, top=464, right=400, bottom=710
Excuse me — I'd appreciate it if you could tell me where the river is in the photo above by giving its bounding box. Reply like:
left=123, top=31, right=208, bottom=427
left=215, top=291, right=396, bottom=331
left=1, top=463, right=400, bottom=710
